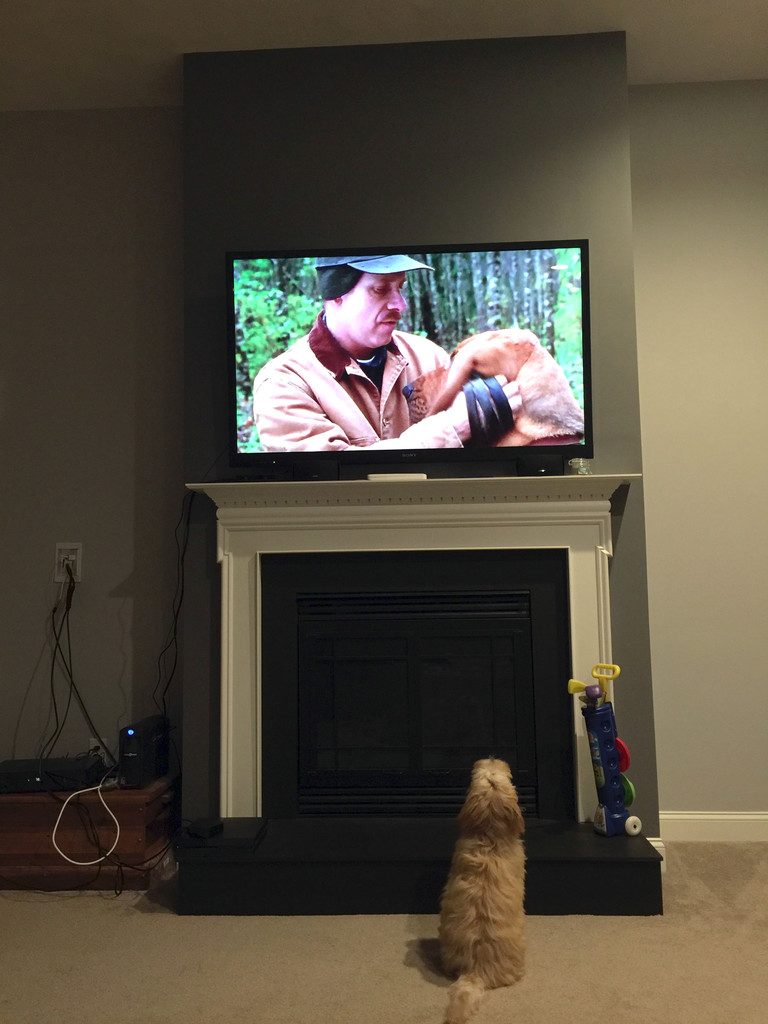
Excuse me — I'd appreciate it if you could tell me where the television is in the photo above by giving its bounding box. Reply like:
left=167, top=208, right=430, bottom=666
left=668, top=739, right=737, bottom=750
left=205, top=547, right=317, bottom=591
left=227, top=241, right=592, bottom=480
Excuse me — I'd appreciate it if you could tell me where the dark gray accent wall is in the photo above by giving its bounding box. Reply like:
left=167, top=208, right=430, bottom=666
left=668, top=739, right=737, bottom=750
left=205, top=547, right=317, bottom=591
left=182, top=33, right=659, bottom=832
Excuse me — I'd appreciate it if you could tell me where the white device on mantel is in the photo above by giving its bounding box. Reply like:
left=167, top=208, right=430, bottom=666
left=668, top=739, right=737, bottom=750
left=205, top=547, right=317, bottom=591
left=367, top=473, right=429, bottom=481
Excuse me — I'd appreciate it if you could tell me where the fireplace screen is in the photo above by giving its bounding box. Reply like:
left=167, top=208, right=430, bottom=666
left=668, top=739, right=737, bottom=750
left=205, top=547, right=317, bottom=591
left=298, top=591, right=537, bottom=814
left=260, top=550, right=574, bottom=822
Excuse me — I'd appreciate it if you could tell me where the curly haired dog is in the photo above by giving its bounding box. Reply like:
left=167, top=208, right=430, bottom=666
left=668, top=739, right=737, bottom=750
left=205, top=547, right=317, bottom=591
left=405, top=328, right=584, bottom=446
left=438, top=758, right=526, bottom=1024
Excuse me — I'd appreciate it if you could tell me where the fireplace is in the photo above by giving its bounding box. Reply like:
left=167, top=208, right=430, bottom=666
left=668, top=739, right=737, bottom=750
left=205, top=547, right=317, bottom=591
left=260, top=549, right=573, bottom=821
left=196, top=474, right=633, bottom=820
left=177, top=474, right=663, bottom=916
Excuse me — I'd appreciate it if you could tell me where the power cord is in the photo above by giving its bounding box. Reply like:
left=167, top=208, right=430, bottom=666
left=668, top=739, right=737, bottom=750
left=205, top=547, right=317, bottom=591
left=37, top=573, right=75, bottom=765
left=50, top=768, right=120, bottom=866
left=152, top=489, right=195, bottom=719
left=151, top=444, right=230, bottom=720
left=38, top=563, right=116, bottom=766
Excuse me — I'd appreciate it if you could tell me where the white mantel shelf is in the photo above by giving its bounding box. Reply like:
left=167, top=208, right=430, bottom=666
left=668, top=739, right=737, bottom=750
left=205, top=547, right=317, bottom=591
left=188, top=473, right=640, bottom=509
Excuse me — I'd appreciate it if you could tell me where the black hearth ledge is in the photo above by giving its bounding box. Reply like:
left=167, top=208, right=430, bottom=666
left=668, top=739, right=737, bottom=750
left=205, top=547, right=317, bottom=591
left=174, top=817, right=662, bottom=917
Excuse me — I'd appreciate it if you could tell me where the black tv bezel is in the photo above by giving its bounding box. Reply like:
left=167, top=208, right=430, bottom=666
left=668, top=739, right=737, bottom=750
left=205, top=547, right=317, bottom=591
left=225, top=239, right=593, bottom=481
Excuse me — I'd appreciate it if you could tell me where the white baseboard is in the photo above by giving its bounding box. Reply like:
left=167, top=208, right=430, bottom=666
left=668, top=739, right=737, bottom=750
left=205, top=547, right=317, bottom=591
left=645, top=836, right=666, bottom=871
left=659, top=812, right=768, bottom=842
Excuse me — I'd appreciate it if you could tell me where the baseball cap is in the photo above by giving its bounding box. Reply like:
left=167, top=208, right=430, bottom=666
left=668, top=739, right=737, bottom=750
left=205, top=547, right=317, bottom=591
left=316, top=254, right=433, bottom=273
left=316, top=253, right=433, bottom=299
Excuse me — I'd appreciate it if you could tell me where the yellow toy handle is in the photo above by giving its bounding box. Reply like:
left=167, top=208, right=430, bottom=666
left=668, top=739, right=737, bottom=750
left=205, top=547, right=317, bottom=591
left=592, top=663, right=621, bottom=689
left=568, top=663, right=621, bottom=699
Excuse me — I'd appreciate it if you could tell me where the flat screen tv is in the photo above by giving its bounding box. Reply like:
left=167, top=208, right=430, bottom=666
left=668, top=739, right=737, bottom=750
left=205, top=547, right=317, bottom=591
left=227, top=241, right=592, bottom=480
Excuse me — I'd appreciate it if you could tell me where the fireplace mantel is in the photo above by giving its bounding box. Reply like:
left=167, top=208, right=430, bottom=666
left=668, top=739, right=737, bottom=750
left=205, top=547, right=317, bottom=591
left=189, top=473, right=638, bottom=511
left=188, top=474, right=640, bottom=821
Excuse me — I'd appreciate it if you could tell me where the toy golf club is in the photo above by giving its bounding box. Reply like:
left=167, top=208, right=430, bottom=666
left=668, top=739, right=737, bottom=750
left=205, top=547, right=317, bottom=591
left=568, top=663, right=642, bottom=837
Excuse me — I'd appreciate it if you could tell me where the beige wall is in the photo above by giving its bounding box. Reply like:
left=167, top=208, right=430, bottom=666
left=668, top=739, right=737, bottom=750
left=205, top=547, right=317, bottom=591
left=0, top=108, right=184, bottom=761
left=630, top=81, right=768, bottom=822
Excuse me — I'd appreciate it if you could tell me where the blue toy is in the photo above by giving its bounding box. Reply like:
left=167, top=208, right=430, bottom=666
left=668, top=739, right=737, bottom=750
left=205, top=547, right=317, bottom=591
left=568, top=664, right=642, bottom=837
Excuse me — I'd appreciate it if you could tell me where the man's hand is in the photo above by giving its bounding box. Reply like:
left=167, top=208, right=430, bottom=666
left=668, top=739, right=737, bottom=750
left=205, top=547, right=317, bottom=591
left=451, top=328, right=540, bottom=384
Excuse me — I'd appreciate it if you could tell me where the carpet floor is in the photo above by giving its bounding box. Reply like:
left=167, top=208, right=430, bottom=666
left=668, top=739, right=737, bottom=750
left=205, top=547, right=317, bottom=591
left=2, top=841, right=766, bottom=1024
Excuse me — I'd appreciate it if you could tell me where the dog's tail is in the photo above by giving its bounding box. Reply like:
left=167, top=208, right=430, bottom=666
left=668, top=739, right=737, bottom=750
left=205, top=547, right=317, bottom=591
left=444, top=973, right=485, bottom=1024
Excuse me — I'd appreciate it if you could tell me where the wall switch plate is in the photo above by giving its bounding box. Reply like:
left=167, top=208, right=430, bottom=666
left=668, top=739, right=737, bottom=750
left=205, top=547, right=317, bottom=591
left=54, top=543, right=83, bottom=582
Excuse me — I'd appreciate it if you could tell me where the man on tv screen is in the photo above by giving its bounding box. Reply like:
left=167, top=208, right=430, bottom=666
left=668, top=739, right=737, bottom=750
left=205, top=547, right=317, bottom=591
left=251, top=254, right=523, bottom=452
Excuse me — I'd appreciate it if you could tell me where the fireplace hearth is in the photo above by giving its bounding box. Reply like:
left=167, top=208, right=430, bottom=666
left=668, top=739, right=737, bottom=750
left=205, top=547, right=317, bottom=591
left=176, top=475, right=662, bottom=915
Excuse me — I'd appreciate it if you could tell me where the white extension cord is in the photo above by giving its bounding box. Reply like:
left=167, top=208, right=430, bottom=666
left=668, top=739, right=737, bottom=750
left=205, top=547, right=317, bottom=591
left=51, top=773, right=121, bottom=865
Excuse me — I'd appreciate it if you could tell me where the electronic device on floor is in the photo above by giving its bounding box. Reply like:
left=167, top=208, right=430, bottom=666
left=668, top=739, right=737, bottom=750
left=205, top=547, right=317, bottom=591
left=0, top=753, right=106, bottom=793
left=118, top=714, right=170, bottom=788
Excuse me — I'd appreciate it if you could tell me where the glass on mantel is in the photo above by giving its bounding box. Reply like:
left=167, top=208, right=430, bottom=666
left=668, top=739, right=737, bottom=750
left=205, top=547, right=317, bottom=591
left=567, top=458, right=593, bottom=475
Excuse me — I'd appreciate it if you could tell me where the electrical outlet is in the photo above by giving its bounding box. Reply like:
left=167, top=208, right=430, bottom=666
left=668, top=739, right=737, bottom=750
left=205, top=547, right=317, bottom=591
left=54, top=542, right=83, bottom=582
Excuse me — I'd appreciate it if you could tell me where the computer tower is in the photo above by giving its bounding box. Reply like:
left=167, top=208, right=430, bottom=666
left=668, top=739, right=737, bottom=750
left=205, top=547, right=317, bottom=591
left=118, top=715, right=169, bottom=789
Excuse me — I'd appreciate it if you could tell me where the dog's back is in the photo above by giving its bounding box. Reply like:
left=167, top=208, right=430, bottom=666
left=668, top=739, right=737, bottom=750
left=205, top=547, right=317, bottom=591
left=439, top=758, right=526, bottom=1024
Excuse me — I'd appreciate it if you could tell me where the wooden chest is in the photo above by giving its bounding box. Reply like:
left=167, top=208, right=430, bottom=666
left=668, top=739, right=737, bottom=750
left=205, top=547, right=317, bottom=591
left=0, top=775, right=177, bottom=891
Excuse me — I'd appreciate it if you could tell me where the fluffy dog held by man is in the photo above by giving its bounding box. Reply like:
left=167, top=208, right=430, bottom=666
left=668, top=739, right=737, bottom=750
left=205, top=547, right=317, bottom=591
left=405, top=327, right=584, bottom=447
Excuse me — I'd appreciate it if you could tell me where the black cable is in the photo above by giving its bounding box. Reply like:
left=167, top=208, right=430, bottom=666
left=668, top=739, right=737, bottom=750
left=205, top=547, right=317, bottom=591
left=102, top=805, right=184, bottom=897
left=29, top=568, right=117, bottom=898
left=151, top=447, right=225, bottom=718
left=109, top=831, right=180, bottom=872
left=39, top=601, right=64, bottom=760
left=40, top=576, right=77, bottom=761
left=46, top=565, right=117, bottom=765
left=37, top=575, right=77, bottom=789
left=153, top=489, right=195, bottom=716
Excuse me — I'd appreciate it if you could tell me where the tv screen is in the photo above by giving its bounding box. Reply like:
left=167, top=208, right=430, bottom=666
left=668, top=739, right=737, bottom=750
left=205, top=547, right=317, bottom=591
left=227, top=241, right=592, bottom=479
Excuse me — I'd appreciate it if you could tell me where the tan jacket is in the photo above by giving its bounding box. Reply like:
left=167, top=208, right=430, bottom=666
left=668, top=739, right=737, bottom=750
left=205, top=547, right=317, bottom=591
left=252, top=315, right=463, bottom=452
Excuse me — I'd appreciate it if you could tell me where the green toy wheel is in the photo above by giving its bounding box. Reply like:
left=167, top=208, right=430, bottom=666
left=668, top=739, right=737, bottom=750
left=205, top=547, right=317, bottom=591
left=621, top=773, right=636, bottom=807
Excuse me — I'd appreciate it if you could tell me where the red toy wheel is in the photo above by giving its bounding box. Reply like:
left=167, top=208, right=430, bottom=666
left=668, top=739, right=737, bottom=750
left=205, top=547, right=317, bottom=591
left=615, top=737, right=631, bottom=772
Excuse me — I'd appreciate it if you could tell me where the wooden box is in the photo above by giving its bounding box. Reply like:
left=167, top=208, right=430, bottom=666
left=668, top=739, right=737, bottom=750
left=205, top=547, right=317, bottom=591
left=0, top=775, right=177, bottom=891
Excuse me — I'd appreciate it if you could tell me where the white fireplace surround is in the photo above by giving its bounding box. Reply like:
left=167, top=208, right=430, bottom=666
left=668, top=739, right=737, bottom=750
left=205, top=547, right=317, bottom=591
left=190, top=474, right=640, bottom=821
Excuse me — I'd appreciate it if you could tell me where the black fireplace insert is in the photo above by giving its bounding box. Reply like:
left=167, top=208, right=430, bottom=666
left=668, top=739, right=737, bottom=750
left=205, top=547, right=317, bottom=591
left=260, top=549, right=575, bottom=823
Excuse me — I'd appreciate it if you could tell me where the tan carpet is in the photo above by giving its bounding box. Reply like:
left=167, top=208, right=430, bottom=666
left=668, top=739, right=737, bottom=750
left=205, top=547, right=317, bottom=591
left=2, top=842, right=766, bottom=1024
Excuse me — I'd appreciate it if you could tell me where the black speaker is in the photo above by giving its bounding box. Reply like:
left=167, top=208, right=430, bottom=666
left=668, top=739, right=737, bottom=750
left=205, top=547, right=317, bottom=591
left=118, top=715, right=169, bottom=789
